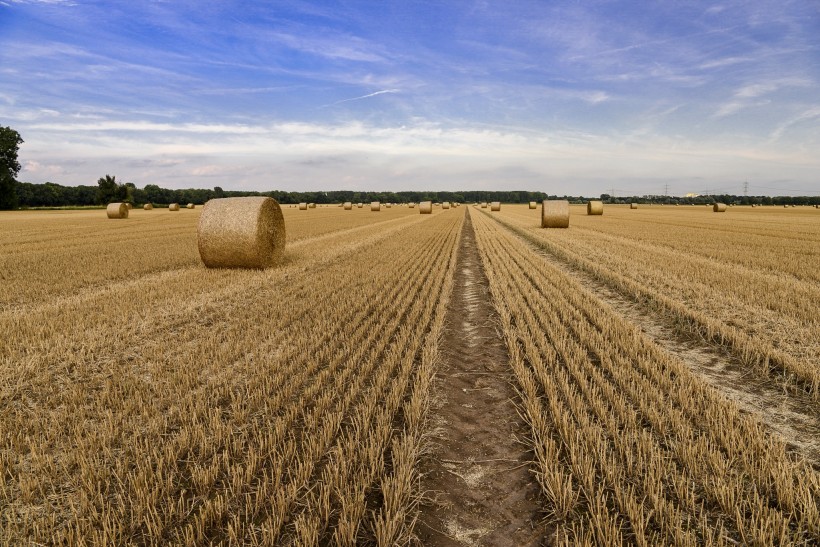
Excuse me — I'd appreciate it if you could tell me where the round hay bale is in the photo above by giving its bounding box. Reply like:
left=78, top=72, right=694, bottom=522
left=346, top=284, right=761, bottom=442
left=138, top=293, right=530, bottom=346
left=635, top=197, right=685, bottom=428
left=343, top=202, right=353, bottom=210
left=143, top=203, right=154, bottom=210
left=528, top=201, right=537, bottom=209
left=357, top=203, right=363, bottom=208
left=169, top=203, right=180, bottom=211
left=481, top=202, right=487, bottom=208
left=442, top=202, right=450, bottom=209
left=198, top=197, right=285, bottom=269
left=106, top=202, right=129, bottom=219
left=386, top=203, right=392, bottom=208
left=541, top=200, right=570, bottom=228
left=419, top=201, right=433, bottom=214
left=187, top=203, right=195, bottom=209
left=408, top=202, right=416, bottom=208
left=630, top=203, right=638, bottom=209
left=371, top=201, right=381, bottom=211
left=587, top=200, right=604, bottom=215
left=713, top=202, right=727, bottom=212
left=490, top=202, right=501, bottom=211
left=298, top=202, right=308, bottom=210
left=308, top=203, right=316, bottom=209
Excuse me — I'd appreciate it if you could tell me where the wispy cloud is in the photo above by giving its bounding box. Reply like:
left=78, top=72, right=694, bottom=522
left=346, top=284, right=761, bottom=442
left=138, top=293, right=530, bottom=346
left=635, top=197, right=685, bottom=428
left=322, top=89, right=399, bottom=108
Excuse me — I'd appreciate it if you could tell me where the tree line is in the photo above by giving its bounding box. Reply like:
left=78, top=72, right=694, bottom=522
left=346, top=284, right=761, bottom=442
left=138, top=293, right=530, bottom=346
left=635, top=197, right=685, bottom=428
left=10, top=180, right=820, bottom=208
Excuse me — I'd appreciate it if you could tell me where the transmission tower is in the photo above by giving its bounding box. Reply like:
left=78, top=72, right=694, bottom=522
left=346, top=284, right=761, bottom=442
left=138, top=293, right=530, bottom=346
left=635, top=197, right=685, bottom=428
left=743, top=180, right=748, bottom=196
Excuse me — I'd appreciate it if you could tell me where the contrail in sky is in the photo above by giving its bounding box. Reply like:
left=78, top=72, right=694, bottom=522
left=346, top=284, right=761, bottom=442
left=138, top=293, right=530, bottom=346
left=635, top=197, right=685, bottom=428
left=323, top=89, right=399, bottom=107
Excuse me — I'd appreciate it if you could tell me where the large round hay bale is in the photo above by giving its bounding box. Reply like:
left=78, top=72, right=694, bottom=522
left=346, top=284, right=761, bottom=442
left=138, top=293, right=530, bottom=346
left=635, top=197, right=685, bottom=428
left=298, top=202, right=308, bottom=210
left=386, top=203, right=392, bottom=208
left=480, top=202, right=487, bottom=208
left=308, top=203, right=316, bottom=209
left=587, top=200, right=604, bottom=215
left=198, top=197, right=286, bottom=269
left=490, top=202, right=501, bottom=211
left=408, top=202, right=416, bottom=208
left=442, top=202, right=450, bottom=209
left=542, top=200, right=570, bottom=228
left=528, top=201, right=537, bottom=209
left=343, top=202, right=352, bottom=210
left=143, top=203, right=154, bottom=210
left=187, top=203, right=195, bottom=209
left=419, top=201, right=433, bottom=214
left=630, top=203, right=638, bottom=209
left=106, top=202, right=129, bottom=219
left=169, top=203, right=180, bottom=211
left=713, top=202, right=727, bottom=212
left=371, top=201, right=381, bottom=211
left=357, top=203, right=363, bottom=208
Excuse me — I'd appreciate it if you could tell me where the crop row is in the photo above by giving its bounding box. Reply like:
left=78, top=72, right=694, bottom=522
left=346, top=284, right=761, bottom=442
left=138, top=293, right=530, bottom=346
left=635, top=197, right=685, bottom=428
left=471, top=207, right=820, bottom=545
left=0, top=208, right=462, bottom=544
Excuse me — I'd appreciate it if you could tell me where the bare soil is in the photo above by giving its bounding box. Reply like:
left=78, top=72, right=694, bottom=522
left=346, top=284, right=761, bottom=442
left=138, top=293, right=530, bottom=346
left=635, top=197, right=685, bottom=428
left=417, top=213, right=543, bottom=546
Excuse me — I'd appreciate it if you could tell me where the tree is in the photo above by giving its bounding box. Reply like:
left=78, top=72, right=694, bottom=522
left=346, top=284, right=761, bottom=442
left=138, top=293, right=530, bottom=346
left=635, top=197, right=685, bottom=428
left=96, top=174, right=119, bottom=205
left=0, top=126, right=23, bottom=210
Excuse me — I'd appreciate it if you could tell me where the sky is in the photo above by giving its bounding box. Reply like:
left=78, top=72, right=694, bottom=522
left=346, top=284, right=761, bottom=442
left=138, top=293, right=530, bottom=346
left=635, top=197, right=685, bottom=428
left=1, top=0, right=818, bottom=196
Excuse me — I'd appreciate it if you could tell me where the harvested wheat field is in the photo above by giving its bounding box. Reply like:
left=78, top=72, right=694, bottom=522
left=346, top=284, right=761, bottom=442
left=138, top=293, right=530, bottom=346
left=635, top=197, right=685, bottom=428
left=1, top=203, right=819, bottom=545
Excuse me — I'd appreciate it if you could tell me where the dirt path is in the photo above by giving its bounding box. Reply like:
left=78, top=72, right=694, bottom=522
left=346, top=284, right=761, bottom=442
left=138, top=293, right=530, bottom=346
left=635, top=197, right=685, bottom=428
left=417, top=212, right=542, bottom=546
left=511, top=224, right=820, bottom=468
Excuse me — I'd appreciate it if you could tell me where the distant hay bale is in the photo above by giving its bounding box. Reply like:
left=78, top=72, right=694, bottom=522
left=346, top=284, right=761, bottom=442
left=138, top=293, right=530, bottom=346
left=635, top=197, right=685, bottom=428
left=198, top=196, right=285, bottom=269
left=386, top=203, right=392, bottom=208
left=409, top=202, right=416, bottom=208
left=481, top=202, right=487, bottom=208
left=419, top=201, right=433, bottom=214
left=630, top=203, right=638, bottom=209
left=442, top=202, right=450, bottom=209
left=298, top=203, right=307, bottom=210
left=542, top=200, right=570, bottom=228
left=343, top=202, right=352, bottom=210
left=371, top=201, right=381, bottom=211
left=308, top=203, right=316, bottom=209
left=713, top=203, right=727, bottom=212
left=529, top=201, right=537, bottom=209
left=169, top=203, right=180, bottom=211
left=143, top=203, right=153, bottom=210
left=357, top=203, right=363, bottom=208
left=490, top=202, right=501, bottom=211
left=187, top=203, right=195, bottom=209
left=587, top=200, right=604, bottom=215
left=106, top=202, right=129, bottom=219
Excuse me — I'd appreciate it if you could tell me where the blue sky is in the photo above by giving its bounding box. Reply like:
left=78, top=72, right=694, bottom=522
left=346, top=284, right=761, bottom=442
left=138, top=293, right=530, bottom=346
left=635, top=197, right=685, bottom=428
left=1, top=0, right=818, bottom=196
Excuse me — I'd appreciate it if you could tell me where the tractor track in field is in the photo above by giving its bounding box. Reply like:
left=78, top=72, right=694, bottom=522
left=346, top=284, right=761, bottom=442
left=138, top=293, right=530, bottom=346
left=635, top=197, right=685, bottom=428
left=417, top=212, right=543, bottom=547
left=496, top=217, right=820, bottom=468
